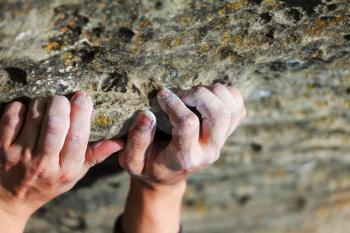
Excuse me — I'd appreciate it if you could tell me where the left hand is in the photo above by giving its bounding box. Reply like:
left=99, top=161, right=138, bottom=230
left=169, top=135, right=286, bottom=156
left=0, top=91, right=124, bottom=226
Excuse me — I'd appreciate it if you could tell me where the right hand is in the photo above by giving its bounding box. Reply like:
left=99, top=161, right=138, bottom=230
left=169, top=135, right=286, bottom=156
left=118, top=84, right=246, bottom=191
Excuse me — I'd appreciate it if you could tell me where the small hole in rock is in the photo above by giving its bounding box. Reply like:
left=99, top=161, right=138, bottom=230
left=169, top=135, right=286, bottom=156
left=77, top=49, right=97, bottom=63
left=327, top=4, right=337, bottom=11
left=238, top=195, right=251, bottom=206
left=260, top=12, right=272, bottom=23
left=155, top=1, right=162, bottom=9
left=286, top=8, right=303, bottom=22
left=281, top=0, right=322, bottom=15
left=248, top=0, right=263, bottom=4
left=291, top=196, right=307, bottom=211
left=251, top=143, right=263, bottom=152
left=343, top=34, right=350, bottom=41
left=4, top=67, right=28, bottom=85
left=118, top=27, right=135, bottom=43
left=266, top=28, right=275, bottom=39
left=346, top=87, right=350, bottom=94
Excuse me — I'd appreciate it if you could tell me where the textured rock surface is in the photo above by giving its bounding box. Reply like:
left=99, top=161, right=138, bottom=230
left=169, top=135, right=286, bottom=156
left=1, top=0, right=350, bottom=233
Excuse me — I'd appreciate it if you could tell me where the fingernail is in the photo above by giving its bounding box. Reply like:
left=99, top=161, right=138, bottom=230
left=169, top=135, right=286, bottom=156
left=132, top=111, right=156, bottom=131
left=72, top=91, right=87, bottom=103
left=158, top=88, right=173, bottom=98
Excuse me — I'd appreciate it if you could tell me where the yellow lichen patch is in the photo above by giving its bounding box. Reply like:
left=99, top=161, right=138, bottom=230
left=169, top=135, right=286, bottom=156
left=63, top=52, right=73, bottom=66
left=225, top=1, right=246, bottom=10
left=95, top=113, right=112, bottom=128
left=222, top=30, right=233, bottom=42
left=174, top=35, right=183, bottom=46
left=139, top=18, right=152, bottom=28
left=307, top=16, right=348, bottom=36
left=196, top=43, right=210, bottom=54
left=46, top=41, right=61, bottom=51
left=59, top=27, right=69, bottom=33
left=160, top=34, right=184, bottom=48
left=97, top=2, right=107, bottom=9
left=178, top=16, right=191, bottom=25
left=262, top=0, right=283, bottom=9
left=67, top=19, right=77, bottom=27
left=218, top=0, right=247, bottom=16
left=232, top=34, right=245, bottom=45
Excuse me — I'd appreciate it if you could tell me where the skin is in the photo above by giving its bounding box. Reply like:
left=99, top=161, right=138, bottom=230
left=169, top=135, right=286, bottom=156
left=0, top=84, right=246, bottom=233
left=120, top=84, right=246, bottom=233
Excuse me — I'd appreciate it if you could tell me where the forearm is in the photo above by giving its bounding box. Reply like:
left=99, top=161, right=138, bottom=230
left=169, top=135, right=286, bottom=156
left=122, top=178, right=186, bottom=233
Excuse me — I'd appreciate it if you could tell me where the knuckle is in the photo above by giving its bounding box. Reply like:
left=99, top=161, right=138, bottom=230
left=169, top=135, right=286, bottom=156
left=46, top=115, right=66, bottom=133
left=195, top=86, right=210, bottom=96
left=130, top=132, right=148, bottom=147
left=212, top=83, right=226, bottom=94
left=59, top=172, right=76, bottom=184
left=175, top=113, right=199, bottom=129
left=66, top=132, right=84, bottom=144
left=31, top=160, right=48, bottom=176
left=230, top=88, right=244, bottom=105
left=1, top=114, right=18, bottom=128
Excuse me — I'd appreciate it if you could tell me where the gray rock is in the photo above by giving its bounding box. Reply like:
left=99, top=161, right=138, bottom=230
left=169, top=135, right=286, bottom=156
left=1, top=0, right=350, bottom=233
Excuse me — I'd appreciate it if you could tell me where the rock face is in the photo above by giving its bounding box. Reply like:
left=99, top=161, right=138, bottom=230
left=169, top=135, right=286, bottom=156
left=1, top=0, right=350, bottom=233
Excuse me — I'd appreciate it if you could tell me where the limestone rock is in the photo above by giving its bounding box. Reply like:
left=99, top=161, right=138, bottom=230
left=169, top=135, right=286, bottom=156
left=1, top=0, right=350, bottom=233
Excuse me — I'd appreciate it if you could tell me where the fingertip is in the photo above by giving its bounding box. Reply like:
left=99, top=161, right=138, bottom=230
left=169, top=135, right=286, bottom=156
left=108, top=139, right=126, bottom=151
left=70, top=91, right=93, bottom=111
left=157, top=88, right=173, bottom=99
left=131, top=110, right=156, bottom=132
left=4, top=101, right=26, bottom=114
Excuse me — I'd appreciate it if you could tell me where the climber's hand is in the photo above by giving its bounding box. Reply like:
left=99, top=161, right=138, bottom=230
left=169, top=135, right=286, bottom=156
left=0, top=92, right=124, bottom=227
left=119, top=84, right=246, bottom=190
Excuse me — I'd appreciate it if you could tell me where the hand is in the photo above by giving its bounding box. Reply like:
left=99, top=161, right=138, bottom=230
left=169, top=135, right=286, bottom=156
left=120, top=84, right=246, bottom=233
left=119, top=84, right=246, bottom=190
left=0, top=92, right=124, bottom=231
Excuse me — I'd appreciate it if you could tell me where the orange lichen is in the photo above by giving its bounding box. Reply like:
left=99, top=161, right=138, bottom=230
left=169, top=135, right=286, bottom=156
left=46, top=41, right=61, bottom=51
left=218, top=1, right=246, bottom=16
left=262, top=0, right=283, bottom=9
left=67, top=19, right=77, bottom=27
left=307, top=16, right=348, bottom=36
left=59, top=27, right=69, bottom=33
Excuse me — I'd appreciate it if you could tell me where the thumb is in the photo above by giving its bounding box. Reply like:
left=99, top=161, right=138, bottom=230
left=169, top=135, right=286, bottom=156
left=84, top=139, right=125, bottom=168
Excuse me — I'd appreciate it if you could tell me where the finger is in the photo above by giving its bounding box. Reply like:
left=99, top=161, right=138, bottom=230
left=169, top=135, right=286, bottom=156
left=35, top=96, right=70, bottom=158
left=206, top=84, right=244, bottom=137
left=157, top=88, right=200, bottom=151
left=16, top=97, right=48, bottom=150
left=0, top=101, right=26, bottom=147
left=118, top=110, right=156, bottom=176
left=178, top=86, right=231, bottom=148
left=226, top=87, right=246, bottom=135
left=84, top=139, right=125, bottom=169
left=60, top=91, right=93, bottom=170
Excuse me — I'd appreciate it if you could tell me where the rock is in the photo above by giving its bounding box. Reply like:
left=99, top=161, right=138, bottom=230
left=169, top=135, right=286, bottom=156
left=1, top=0, right=348, bottom=142
left=1, top=0, right=350, bottom=233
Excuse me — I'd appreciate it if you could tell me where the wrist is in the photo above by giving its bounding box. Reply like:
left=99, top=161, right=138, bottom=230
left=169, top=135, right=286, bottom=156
left=0, top=206, right=28, bottom=233
left=122, top=178, right=186, bottom=233
left=131, top=177, right=187, bottom=196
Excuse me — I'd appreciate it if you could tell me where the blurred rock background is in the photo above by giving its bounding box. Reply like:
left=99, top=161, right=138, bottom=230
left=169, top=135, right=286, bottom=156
left=1, top=0, right=350, bottom=232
